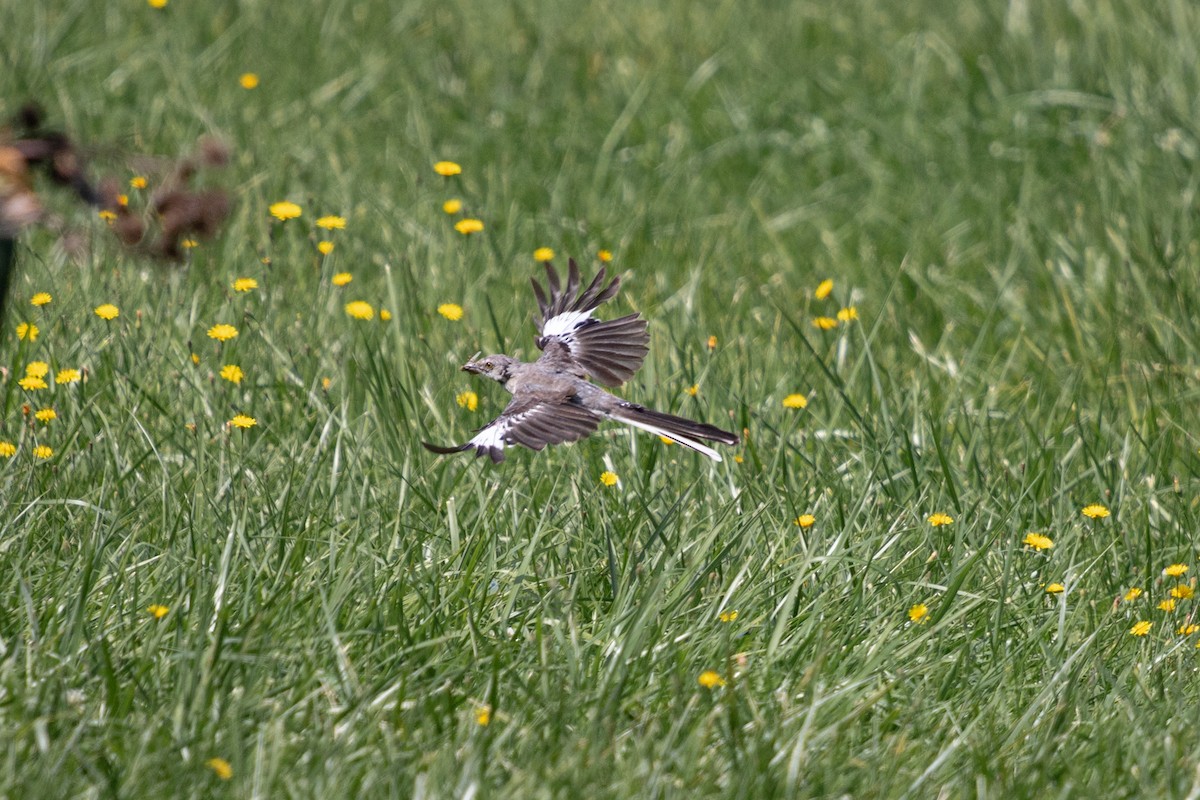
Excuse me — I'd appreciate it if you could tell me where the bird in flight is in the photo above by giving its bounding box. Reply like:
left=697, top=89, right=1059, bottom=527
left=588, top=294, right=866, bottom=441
left=423, top=259, right=739, bottom=463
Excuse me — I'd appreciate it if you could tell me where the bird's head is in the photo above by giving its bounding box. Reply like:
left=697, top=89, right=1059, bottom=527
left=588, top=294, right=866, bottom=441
left=463, top=354, right=517, bottom=384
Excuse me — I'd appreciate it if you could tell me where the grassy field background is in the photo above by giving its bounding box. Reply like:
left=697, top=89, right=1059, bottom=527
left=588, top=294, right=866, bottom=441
left=4, top=0, right=1200, bottom=796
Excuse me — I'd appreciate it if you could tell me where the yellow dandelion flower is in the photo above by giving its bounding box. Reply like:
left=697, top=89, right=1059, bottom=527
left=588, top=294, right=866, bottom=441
left=1164, top=563, right=1189, bottom=577
left=316, top=215, right=346, bottom=230
left=269, top=200, right=302, bottom=221
left=698, top=670, right=725, bottom=689
left=32, top=445, right=53, bottom=460
left=533, top=247, right=555, bottom=262
left=25, top=362, right=49, bottom=378
left=117, top=194, right=129, bottom=207
left=659, top=435, right=675, bottom=446
left=814, top=279, right=833, bottom=299
left=228, top=414, right=257, bottom=429
left=239, top=72, right=259, bottom=89
left=928, top=513, right=954, bottom=527
left=0, top=442, right=15, bottom=458
left=18, top=376, right=47, bottom=391
left=206, top=758, right=232, bottom=780
left=1045, top=583, right=1065, bottom=594
left=475, top=706, right=491, bottom=726
left=317, top=241, right=334, bottom=255
left=147, top=0, right=167, bottom=8
left=331, top=272, right=352, bottom=287
left=794, top=514, right=816, bottom=528
left=837, top=306, right=858, bottom=322
left=380, top=309, right=392, bottom=321
left=1124, top=587, right=1143, bottom=602
left=98, top=209, right=116, bottom=222
left=1022, top=533, right=1054, bottom=551
left=147, top=604, right=169, bottom=619
left=1130, top=620, right=1152, bottom=636
left=782, top=393, right=808, bottom=409
left=1159, top=599, right=1177, bottom=612
left=207, top=323, right=238, bottom=342
left=30, top=292, right=51, bottom=306
left=434, top=161, right=462, bottom=176
left=685, top=384, right=699, bottom=397
left=34, top=408, right=56, bottom=423
left=232, top=277, right=258, bottom=292
left=1081, top=504, right=1110, bottom=519
left=438, top=303, right=464, bottom=321
left=707, top=335, right=718, bottom=350
left=130, top=176, right=148, bottom=189
left=598, top=249, right=613, bottom=262
left=180, top=238, right=198, bottom=249
left=94, top=303, right=119, bottom=320
left=1178, top=624, right=1199, bottom=635
left=812, top=316, right=838, bottom=330
left=321, top=377, right=332, bottom=390
left=599, top=471, right=618, bottom=487
left=456, top=390, right=478, bottom=411
left=344, top=301, right=374, bottom=320
left=719, top=610, right=738, bottom=623
left=16, top=322, right=38, bottom=341
left=220, top=364, right=244, bottom=384
left=190, top=353, right=200, bottom=365
left=455, top=218, right=484, bottom=235
left=908, top=603, right=929, bottom=623
left=734, top=455, right=743, bottom=463
left=1170, top=584, right=1195, bottom=600
left=442, top=198, right=462, bottom=214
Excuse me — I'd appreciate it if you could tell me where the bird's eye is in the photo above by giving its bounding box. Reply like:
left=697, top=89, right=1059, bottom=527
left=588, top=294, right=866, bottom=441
left=484, top=361, right=494, bottom=370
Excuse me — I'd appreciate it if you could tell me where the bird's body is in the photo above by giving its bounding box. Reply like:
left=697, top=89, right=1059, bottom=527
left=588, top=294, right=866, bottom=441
left=424, top=260, right=739, bottom=463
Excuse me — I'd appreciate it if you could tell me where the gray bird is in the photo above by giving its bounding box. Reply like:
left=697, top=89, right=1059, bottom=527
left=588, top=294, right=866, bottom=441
left=423, top=259, right=739, bottom=463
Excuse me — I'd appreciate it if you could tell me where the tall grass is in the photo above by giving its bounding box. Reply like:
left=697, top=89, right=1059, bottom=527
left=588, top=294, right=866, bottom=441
left=2, top=0, right=1200, bottom=796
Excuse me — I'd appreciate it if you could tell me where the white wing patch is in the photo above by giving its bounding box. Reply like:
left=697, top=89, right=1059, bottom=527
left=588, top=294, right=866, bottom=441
left=468, top=407, right=542, bottom=451
left=542, top=309, right=594, bottom=338
left=469, top=421, right=510, bottom=451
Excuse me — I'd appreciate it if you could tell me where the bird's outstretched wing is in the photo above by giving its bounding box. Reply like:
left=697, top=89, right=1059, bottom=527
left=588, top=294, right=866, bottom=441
left=423, top=394, right=602, bottom=463
left=531, top=259, right=649, bottom=388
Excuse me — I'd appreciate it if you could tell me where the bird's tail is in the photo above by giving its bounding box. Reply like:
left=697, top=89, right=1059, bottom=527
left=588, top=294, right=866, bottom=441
left=609, top=402, right=739, bottom=462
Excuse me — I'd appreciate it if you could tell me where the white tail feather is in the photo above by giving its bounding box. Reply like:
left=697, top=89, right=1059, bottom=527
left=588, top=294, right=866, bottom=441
left=611, top=416, right=722, bottom=461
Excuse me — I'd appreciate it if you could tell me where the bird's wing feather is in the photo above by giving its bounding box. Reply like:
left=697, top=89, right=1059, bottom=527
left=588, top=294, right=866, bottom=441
left=532, top=259, right=649, bottom=387
left=423, top=394, right=602, bottom=463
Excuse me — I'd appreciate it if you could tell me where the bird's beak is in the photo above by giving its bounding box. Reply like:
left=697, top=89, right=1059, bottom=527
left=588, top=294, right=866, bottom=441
left=462, top=363, right=478, bottom=374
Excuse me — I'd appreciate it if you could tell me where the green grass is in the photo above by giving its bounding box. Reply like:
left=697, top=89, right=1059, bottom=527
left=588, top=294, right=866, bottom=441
left=3, top=0, right=1200, bottom=796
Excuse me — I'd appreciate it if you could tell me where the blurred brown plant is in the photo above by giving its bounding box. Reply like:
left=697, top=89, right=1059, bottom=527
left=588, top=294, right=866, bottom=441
left=0, top=102, right=232, bottom=319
